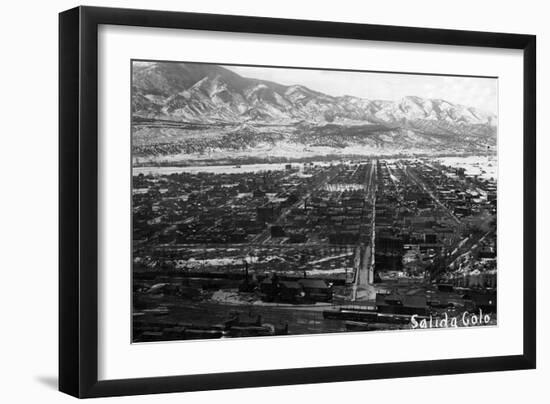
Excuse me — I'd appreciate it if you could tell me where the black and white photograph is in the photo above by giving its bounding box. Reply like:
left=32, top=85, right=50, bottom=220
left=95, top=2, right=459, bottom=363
left=0, top=0, right=544, bottom=402
left=131, top=60, right=498, bottom=342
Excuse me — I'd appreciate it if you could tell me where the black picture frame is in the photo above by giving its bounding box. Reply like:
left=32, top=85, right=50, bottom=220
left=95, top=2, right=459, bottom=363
left=59, top=5, right=536, bottom=398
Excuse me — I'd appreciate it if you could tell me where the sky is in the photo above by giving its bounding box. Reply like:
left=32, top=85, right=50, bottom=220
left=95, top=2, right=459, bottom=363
left=225, top=65, right=498, bottom=115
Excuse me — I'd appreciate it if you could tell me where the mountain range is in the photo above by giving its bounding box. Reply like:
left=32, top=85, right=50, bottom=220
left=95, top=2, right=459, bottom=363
left=131, top=61, right=497, bottom=164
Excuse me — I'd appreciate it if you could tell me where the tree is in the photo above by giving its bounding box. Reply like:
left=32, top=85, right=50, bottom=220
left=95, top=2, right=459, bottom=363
left=324, top=110, right=335, bottom=122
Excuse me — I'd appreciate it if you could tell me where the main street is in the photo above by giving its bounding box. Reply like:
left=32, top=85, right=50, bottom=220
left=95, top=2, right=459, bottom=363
left=352, top=160, right=377, bottom=301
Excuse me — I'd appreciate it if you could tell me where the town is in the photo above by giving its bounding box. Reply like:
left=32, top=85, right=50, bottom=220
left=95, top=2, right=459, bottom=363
left=132, top=157, right=497, bottom=342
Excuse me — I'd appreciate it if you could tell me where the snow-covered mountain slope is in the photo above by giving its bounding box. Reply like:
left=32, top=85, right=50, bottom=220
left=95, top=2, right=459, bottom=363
left=131, top=62, right=497, bottom=162
left=133, top=62, right=496, bottom=128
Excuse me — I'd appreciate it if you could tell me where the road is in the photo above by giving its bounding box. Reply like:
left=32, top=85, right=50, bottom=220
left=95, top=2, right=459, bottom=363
left=398, top=161, right=462, bottom=225
left=448, top=230, right=492, bottom=271
left=352, top=160, right=377, bottom=301
left=251, top=166, right=342, bottom=244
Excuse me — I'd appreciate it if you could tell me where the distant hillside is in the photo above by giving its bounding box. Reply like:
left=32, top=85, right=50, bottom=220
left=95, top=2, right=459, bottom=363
left=131, top=61, right=497, bottom=163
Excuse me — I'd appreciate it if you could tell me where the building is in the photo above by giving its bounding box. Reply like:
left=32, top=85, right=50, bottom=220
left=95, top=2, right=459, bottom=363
left=298, top=279, right=332, bottom=302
